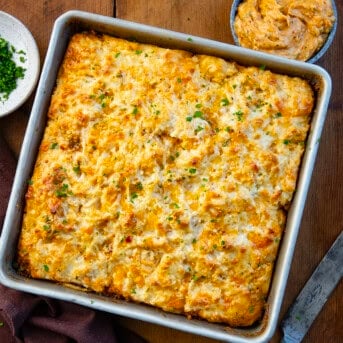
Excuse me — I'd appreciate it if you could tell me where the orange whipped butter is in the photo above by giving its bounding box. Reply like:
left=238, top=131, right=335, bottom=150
left=234, top=0, right=336, bottom=61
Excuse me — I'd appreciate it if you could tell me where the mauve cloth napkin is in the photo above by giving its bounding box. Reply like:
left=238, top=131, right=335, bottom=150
left=0, top=136, right=146, bottom=343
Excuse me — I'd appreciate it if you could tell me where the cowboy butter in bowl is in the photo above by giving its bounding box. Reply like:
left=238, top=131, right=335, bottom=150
left=230, top=0, right=337, bottom=63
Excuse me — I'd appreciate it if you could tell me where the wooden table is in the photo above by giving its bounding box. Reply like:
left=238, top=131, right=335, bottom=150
left=0, top=1, right=342, bottom=342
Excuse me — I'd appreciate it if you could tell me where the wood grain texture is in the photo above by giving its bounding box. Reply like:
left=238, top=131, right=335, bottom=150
left=0, top=0, right=114, bottom=59
left=0, top=0, right=341, bottom=342
left=116, top=0, right=234, bottom=43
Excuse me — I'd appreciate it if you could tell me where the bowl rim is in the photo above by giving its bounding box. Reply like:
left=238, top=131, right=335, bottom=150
left=0, top=11, right=40, bottom=117
left=229, top=0, right=338, bottom=64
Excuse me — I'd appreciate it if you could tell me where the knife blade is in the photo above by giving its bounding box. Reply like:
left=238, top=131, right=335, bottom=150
left=281, top=231, right=343, bottom=343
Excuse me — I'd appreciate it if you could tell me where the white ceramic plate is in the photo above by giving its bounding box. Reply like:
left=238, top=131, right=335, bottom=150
left=0, top=11, right=40, bottom=117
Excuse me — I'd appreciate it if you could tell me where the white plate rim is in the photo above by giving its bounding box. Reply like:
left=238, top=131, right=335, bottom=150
left=0, top=11, right=40, bottom=117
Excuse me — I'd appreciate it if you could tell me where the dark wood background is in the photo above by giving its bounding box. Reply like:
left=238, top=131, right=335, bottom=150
left=0, top=1, right=342, bottom=342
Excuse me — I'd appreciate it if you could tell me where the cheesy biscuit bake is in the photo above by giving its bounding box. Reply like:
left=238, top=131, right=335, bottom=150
left=17, top=32, right=314, bottom=327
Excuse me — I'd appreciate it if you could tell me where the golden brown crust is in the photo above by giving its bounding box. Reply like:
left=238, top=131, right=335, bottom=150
left=17, top=32, right=314, bottom=326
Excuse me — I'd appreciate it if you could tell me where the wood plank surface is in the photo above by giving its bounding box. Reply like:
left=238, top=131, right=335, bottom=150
left=116, top=0, right=234, bottom=44
left=0, top=0, right=342, bottom=342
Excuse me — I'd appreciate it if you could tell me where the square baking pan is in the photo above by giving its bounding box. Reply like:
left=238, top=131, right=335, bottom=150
left=0, top=10, right=331, bottom=343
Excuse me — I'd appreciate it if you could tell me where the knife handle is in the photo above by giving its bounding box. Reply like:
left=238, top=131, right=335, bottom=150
left=281, top=231, right=343, bottom=343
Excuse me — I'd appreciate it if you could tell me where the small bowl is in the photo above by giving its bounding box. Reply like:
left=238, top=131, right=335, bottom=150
left=0, top=11, right=40, bottom=117
left=229, top=0, right=338, bottom=64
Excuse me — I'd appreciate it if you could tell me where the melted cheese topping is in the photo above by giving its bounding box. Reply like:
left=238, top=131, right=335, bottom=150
left=17, top=32, right=314, bottom=327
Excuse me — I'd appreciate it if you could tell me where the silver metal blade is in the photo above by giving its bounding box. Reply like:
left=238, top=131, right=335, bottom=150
left=281, top=231, right=343, bottom=343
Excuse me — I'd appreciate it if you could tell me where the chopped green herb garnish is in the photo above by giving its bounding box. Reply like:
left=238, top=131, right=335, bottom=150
left=115, top=52, right=121, bottom=58
left=192, top=273, right=204, bottom=281
left=275, top=112, right=282, bottom=118
left=0, top=37, right=26, bottom=101
left=43, top=223, right=51, bottom=230
left=19, top=56, right=26, bottom=63
left=189, top=168, right=197, bottom=174
left=222, top=139, right=230, bottom=147
left=256, top=99, right=267, bottom=108
left=259, top=64, right=266, bottom=70
left=135, top=50, right=143, bottom=55
left=136, top=182, right=143, bottom=190
left=177, top=77, right=182, bottom=83
left=195, top=126, right=204, bottom=134
left=132, top=106, right=138, bottom=115
left=130, top=192, right=138, bottom=202
left=186, top=116, right=193, bottom=122
left=220, top=98, right=229, bottom=106
left=249, top=306, right=255, bottom=313
left=27, top=179, right=33, bottom=185
left=195, top=103, right=202, bottom=108
left=73, top=165, right=81, bottom=174
left=172, top=203, right=180, bottom=208
left=193, top=110, right=203, bottom=118
left=232, top=84, right=237, bottom=89
left=50, top=142, right=58, bottom=149
left=192, top=238, right=196, bottom=244
left=55, top=184, right=72, bottom=198
left=43, top=264, right=49, bottom=272
left=283, top=139, right=290, bottom=145
left=187, top=37, right=193, bottom=42
left=233, top=110, right=243, bottom=121
left=131, top=288, right=136, bottom=294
